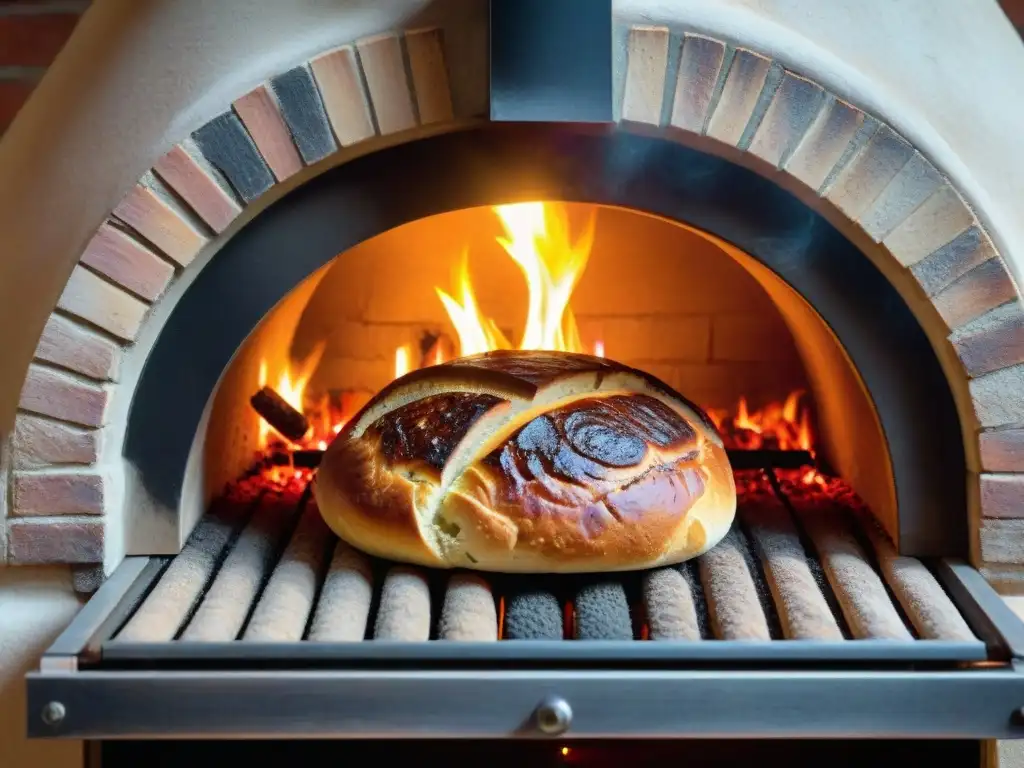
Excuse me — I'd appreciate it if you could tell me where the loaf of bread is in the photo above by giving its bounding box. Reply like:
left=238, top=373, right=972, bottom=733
left=313, top=351, right=736, bottom=573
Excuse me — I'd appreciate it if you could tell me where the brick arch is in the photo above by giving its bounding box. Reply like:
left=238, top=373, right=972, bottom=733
left=10, top=23, right=1023, bottom=577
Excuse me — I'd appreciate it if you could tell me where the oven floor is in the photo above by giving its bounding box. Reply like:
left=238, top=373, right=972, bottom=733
left=97, top=738, right=984, bottom=767
left=110, top=468, right=977, bottom=643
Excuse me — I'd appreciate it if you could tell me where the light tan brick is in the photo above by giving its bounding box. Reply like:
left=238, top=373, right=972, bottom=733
left=980, top=519, right=1024, bottom=565
left=309, top=46, right=376, bottom=146
left=57, top=265, right=148, bottom=342
left=405, top=27, right=454, bottom=125
left=980, top=428, right=1024, bottom=472
left=981, top=474, right=1024, bottom=519
left=931, top=257, right=1018, bottom=332
left=969, top=364, right=1024, bottom=428
left=233, top=84, right=303, bottom=181
left=357, top=33, right=416, bottom=135
left=579, top=315, right=710, bottom=362
left=883, top=185, right=974, bottom=267
left=711, top=313, right=799, bottom=362
left=622, top=26, right=669, bottom=125
left=951, top=302, right=1024, bottom=378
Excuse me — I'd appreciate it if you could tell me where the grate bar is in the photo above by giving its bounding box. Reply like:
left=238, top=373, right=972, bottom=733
left=242, top=498, right=334, bottom=642
left=699, top=525, right=771, bottom=640
left=306, top=541, right=374, bottom=642
left=115, top=483, right=262, bottom=642
left=643, top=566, right=702, bottom=641
left=738, top=471, right=843, bottom=640
left=438, top=573, right=499, bottom=641
left=778, top=475, right=913, bottom=640
left=374, top=566, right=433, bottom=642
left=109, top=470, right=983, bottom=652
left=181, top=492, right=299, bottom=641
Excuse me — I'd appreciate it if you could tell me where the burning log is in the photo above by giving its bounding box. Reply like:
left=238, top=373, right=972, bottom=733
left=250, top=386, right=310, bottom=442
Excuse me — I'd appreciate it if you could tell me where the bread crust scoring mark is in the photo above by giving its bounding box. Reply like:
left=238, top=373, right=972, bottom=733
left=313, top=351, right=737, bottom=573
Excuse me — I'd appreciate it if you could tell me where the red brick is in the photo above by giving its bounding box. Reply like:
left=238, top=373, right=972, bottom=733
left=14, top=413, right=100, bottom=469
left=153, top=145, right=241, bottom=233
left=13, top=471, right=106, bottom=516
left=0, top=78, right=36, bottom=131
left=980, top=428, right=1024, bottom=472
left=0, top=14, right=80, bottom=67
left=7, top=519, right=103, bottom=564
left=112, top=184, right=206, bottom=267
left=34, top=312, right=121, bottom=381
left=80, top=222, right=175, bottom=301
left=951, top=304, right=1024, bottom=377
left=931, top=258, right=1017, bottom=331
left=981, top=474, right=1024, bottom=519
left=18, top=363, right=109, bottom=427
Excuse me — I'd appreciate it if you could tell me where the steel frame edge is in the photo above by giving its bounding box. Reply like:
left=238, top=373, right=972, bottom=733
left=25, top=667, right=1024, bottom=740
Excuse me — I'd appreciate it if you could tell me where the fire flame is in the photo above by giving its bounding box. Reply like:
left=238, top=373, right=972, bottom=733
left=254, top=201, right=817, bottom=464
left=707, top=390, right=814, bottom=453
left=255, top=343, right=324, bottom=449
left=434, top=202, right=596, bottom=358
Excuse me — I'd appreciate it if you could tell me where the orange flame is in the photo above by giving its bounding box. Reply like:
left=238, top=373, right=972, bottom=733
left=707, top=390, right=814, bottom=453
left=253, top=202, right=813, bottom=467
left=256, top=343, right=325, bottom=450
left=394, top=344, right=413, bottom=379
left=432, top=202, right=595, bottom=359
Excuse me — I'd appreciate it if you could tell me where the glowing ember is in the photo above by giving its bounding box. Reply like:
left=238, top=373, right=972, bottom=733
left=707, top=390, right=814, bottom=453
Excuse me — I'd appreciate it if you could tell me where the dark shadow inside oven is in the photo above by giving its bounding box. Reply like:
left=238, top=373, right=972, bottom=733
left=99, top=738, right=984, bottom=767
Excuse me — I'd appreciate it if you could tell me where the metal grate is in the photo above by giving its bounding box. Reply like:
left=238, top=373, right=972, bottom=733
left=111, top=469, right=976, bottom=645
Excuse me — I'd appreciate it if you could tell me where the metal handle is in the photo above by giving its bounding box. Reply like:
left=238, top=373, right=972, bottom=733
left=535, top=695, right=572, bottom=735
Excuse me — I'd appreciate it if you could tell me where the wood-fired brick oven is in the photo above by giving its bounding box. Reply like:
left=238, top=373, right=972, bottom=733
left=5, top=0, right=1024, bottom=765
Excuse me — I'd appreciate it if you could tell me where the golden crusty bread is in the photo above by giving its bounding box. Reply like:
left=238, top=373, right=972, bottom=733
left=313, top=350, right=736, bottom=573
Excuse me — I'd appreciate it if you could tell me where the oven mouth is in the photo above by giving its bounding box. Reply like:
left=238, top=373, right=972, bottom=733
left=123, top=124, right=969, bottom=564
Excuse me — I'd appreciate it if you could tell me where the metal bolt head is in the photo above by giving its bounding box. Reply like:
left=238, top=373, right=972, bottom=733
left=535, top=696, right=572, bottom=735
left=41, top=701, right=65, bottom=726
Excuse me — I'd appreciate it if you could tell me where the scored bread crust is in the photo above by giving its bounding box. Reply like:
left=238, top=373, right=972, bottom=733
left=313, top=350, right=736, bottom=573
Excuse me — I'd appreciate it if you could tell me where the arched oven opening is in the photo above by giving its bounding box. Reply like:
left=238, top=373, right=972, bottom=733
left=94, top=125, right=982, bottom=654
left=124, top=124, right=968, bottom=562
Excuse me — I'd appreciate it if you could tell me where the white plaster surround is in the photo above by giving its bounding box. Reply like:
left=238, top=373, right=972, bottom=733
left=2, top=3, right=1024, bottom=765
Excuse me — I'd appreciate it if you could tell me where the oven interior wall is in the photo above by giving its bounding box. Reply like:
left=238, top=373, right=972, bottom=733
left=201, top=204, right=894, bottom=543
